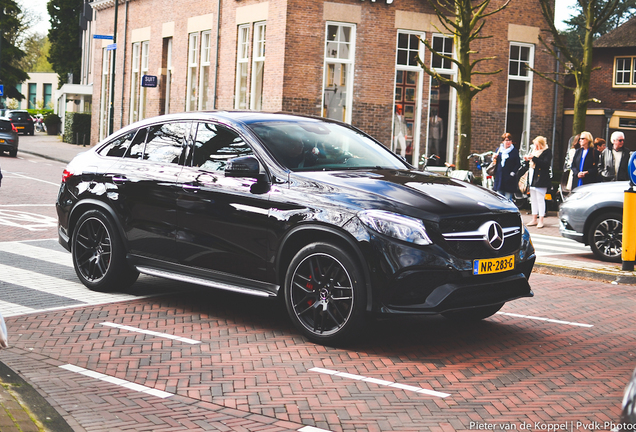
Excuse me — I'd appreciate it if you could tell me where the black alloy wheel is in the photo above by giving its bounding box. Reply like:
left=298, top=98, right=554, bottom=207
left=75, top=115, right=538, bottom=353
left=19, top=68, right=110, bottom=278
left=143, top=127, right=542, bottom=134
left=588, top=212, right=622, bottom=262
left=442, top=303, right=504, bottom=321
left=72, top=210, right=139, bottom=292
left=285, top=243, right=366, bottom=345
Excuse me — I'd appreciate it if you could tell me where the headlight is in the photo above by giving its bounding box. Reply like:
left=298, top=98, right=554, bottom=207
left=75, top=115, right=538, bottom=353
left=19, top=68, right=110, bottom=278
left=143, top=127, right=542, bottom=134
left=358, top=210, right=432, bottom=245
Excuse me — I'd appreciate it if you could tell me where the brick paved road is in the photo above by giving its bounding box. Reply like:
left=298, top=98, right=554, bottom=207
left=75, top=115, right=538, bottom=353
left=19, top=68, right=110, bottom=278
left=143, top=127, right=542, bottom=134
left=1, top=141, right=635, bottom=432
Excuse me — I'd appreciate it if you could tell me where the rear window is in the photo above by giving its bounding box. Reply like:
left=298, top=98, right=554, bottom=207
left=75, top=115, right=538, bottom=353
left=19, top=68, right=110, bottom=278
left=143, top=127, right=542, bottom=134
left=9, top=112, right=30, bottom=121
left=0, top=120, right=12, bottom=132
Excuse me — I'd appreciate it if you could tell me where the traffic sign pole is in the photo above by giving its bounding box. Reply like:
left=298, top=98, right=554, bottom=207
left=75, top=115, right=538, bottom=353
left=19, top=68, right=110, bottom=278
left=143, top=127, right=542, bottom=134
left=622, top=152, right=636, bottom=271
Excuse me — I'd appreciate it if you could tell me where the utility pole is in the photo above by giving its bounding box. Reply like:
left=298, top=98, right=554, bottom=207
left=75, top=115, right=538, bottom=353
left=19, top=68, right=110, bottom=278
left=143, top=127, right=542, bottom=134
left=108, top=0, right=119, bottom=136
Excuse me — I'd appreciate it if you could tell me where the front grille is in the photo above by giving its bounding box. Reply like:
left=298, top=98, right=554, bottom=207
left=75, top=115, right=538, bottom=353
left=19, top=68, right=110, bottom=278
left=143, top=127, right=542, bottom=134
left=439, top=213, right=522, bottom=259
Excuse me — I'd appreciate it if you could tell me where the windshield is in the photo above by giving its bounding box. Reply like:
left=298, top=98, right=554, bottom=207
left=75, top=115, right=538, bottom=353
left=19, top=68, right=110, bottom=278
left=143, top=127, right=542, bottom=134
left=247, top=120, right=409, bottom=171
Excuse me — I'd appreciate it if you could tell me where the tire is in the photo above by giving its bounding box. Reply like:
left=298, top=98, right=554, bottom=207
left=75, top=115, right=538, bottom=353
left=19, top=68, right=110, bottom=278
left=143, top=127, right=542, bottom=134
left=442, top=303, right=504, bottom=321
left=72, top=210, right=139, bottom=292
left=9, top=149, right=17, bottom=157
left=284, top=242, right=366, bottom=345
left=588, top=212, right=622, bottom=262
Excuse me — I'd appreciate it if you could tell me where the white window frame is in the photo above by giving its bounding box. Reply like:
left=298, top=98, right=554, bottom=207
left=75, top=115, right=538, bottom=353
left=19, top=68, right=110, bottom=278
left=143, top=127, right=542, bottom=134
left=129, top=42, right=141, bottom=123
left=505, top=42, right=534, bottom=152
left=186, top=32, right=199, bottom=112
left=139, top=41, right=149, bottom=120
left=235, top=24, right=250, bottom=109
left=198, top=31, right=211, bottom=110
left=321, top=22, right=356, bottom=124
left=250, top=22, right=266, bottom=110
left=428, top=34, right=457, bottom=165
left=614, top=56, right=635, bottom=87
left=393, top=30, right=425, bottom=165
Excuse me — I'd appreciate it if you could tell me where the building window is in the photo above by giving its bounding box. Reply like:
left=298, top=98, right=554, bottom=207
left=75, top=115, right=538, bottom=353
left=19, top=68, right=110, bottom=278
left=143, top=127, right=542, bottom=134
left=251, top=22, right=266, bottom=110
left=28, top=83, right=37, bottom=109
left=322, top=22, right=356, bottom=123
left=199, top=31, right=211, bottom=110
left=139, top=41, right=149, bottom=120
left=235, top=25, right=250, bottom=109
left=129, top=42, right=141, bottom=123
left=506, top=43, right=534, bottom=151
left=161, top=37, right=173, bottom=115
left=100, top=48, right=112, bottom=140
left=393, top=31, right=424, bottom=165
left=186, top=32, right=199, bottom=112
left=614, top=57, right=635, bottom=86
left=43, top=84, right=52, bottom=108
left=427, top=35, right=456, bottom=166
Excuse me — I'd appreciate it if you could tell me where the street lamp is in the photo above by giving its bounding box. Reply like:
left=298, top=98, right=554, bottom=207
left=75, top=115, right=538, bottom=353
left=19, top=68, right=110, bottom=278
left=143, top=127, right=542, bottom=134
left=604, top=108, right=614, bottom=142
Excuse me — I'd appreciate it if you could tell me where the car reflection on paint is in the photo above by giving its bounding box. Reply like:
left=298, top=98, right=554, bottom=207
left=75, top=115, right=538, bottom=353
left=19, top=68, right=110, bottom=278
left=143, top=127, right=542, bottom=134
left=56, top=112, right=535, bottom=345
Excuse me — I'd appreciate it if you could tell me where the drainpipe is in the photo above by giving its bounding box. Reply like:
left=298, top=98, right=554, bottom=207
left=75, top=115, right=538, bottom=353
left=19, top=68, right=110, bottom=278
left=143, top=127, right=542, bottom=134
left=551, top=48, right=560, bottom=171
left=108, top=0, right=119, bottom=135
left=120, top=0, right=129, bottom=129
left=213, top=0, right=221, bottom=109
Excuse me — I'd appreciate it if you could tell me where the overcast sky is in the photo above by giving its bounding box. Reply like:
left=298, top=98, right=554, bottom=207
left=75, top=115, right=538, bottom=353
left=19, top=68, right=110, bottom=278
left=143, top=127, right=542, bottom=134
left=26, top=0, right=578, bottom=36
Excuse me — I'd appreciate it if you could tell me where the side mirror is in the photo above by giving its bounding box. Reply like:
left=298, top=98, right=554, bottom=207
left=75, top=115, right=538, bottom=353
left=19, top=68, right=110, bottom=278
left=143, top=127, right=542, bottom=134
left=225, top=155, right=261, bottom=178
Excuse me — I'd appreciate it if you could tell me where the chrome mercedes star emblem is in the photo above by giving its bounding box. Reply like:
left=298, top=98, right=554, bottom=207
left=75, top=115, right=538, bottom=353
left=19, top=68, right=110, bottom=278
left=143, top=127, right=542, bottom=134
left=481, top=221, right=504, bottom=250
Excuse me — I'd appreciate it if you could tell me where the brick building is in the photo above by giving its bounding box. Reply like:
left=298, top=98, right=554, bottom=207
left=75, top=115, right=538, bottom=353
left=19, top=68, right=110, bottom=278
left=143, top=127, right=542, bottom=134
left=562, top=16, right=636, bottom=156
left=87, top=0, right=559, bottom=170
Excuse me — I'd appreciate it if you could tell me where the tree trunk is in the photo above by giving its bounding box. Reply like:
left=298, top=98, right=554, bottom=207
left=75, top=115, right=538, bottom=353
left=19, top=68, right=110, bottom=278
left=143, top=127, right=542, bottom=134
left=455, top=87, right=472, bottom=170
left=571, top=5, right=595, bottom=137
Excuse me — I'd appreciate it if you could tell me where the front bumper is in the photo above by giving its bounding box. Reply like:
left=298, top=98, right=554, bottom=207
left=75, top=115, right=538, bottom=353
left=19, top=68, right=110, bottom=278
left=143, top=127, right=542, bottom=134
left=348, top=220, right=535, bottom=315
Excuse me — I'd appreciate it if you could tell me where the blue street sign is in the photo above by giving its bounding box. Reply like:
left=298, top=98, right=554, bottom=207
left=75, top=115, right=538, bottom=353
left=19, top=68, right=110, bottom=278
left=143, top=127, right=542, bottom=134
left=106, top=43, right=117, bottom=51
left=93, top=34, right=114, bottom=40
left=0, top=85, right=3, bottom=97
left=141, top=75, right=158, bottom=88
left=629, top=152, right=636, bottom=186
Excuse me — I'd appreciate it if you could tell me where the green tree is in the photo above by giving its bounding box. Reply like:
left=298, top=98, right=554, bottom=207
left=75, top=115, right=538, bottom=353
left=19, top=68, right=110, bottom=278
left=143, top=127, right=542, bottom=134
left=18, top=33, right=53, bottom=72
left=534, top=0, right=622, bottom=136
left=0, top=0, right=29, bottom=100
left=417, top=0, right=510, bottom=170
left=47, top=0, right=82, bottom=87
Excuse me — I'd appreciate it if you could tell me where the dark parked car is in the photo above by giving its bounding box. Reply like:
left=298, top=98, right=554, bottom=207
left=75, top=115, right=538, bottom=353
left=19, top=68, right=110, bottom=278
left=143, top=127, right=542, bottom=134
left=7, top=110, right=34, bottom=135
left=56, top=112, right=536, bottom=344
left=0, top=117, right=19, bottom=157
left=559, top=181, right=628, bottom=262
left=620, top=367, right=636, bottom=428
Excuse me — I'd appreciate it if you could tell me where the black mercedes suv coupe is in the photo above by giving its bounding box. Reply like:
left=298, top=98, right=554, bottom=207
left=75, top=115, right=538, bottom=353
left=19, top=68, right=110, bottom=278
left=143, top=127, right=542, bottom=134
left=56, top=112, right=535, bottom=344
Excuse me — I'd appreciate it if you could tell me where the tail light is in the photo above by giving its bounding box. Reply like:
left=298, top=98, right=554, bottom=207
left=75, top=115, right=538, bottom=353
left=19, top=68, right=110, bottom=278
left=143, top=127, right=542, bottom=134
left=61, top=169, right=73, bottom=183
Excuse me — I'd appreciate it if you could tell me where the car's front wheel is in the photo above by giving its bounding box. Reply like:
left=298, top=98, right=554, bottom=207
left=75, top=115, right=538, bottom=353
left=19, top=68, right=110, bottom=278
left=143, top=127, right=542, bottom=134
left=72, top=210, right=139, bottom=292
left=588, top=212, right=622, bottom=262
left=284, top=243, right=366, bottom=345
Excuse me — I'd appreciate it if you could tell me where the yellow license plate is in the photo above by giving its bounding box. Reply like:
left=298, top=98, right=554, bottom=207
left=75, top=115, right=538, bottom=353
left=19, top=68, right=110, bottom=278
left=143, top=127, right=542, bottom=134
left=0, top=139, right=4, bottom=143
left=16, top=126, right=24, bottom=129
left=473, top=255, right=514, bottom=275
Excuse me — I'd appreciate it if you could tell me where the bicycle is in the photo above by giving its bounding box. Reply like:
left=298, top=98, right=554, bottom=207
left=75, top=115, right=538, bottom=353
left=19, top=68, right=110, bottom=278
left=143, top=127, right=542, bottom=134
left=421, top=153, right=473, bottom=182
left=468, top=151, right=495, bottom=189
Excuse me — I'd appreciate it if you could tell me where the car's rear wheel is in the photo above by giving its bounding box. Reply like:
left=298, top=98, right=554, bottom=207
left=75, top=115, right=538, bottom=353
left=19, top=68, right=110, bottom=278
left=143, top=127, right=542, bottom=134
left=588, top=212, right=622, bottom=262
left=72, top=210, right=139, bottom=292
left=442, top=303, right=504, bottom=321
left=284, top=242, right=366, bottom=345
left=9, top=149, right=16, bottom=157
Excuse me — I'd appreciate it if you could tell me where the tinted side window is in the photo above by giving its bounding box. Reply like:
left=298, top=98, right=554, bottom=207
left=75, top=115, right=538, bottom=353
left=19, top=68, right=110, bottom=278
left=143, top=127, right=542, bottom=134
left=124, top=128, right=148, bottom=159
left=143, top=122, right=189, bottom=164
left=191, top=122, right=253, bottom=172
left=98, top=130, right=137, bottom=157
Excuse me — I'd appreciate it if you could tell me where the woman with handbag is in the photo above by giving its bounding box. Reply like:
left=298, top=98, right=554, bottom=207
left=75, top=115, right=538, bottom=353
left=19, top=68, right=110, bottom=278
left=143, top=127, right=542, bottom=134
left=492, top=132, right=520, bottom=200
left=523, top=136, right=553, bottom=228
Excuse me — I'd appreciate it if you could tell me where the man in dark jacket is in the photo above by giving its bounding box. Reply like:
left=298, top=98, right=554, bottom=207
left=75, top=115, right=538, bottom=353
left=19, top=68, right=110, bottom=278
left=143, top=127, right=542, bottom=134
left=598, top=131, right=631, bottom=182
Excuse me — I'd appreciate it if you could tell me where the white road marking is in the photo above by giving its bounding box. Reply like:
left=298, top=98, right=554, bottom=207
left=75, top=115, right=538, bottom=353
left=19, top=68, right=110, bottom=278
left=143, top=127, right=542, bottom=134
left=0, top=209, right=57, bottom=231
left=0, top=241, right=72, bottom=267
left=3, top=172, right=60, bottom=186
left=99, top=322, right=201, bottom=344
left=59, top=364, right=173, bottom=398
left=497, top=312, right=594, bottom=327
left=299, top=427, right=333, bottom=432
left=531, top=233, right=590, bottom=256
left=309, top=367, right=450, bottom=398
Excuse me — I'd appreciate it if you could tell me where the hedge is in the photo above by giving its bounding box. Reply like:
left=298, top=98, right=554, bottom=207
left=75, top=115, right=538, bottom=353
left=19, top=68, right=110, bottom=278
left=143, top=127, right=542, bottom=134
left=64, top=112, right=91, bottom=145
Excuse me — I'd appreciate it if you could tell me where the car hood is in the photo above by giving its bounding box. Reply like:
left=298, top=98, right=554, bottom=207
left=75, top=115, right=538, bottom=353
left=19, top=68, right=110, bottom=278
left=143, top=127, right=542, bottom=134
left=292, top=169, right=517, bottom=221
